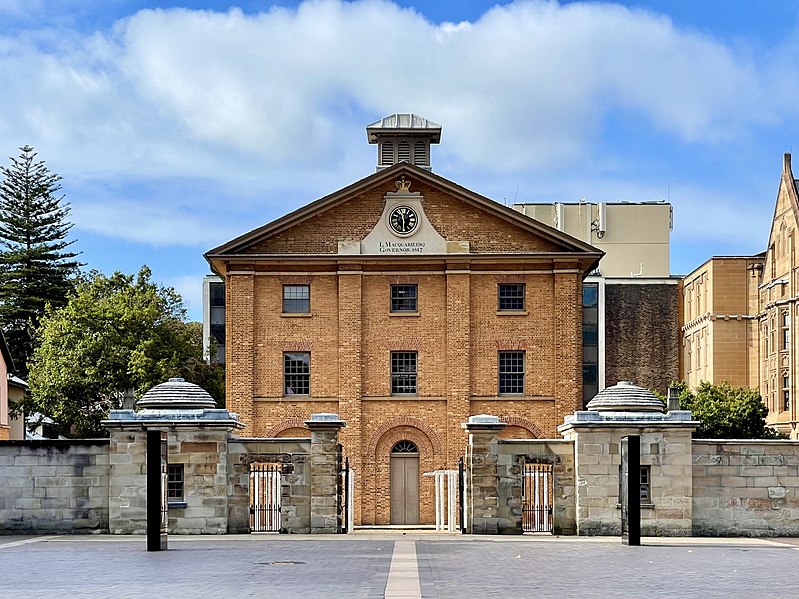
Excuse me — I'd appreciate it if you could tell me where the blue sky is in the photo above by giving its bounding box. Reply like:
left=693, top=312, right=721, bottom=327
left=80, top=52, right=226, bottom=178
left=2, top=0, right=799, bottom=320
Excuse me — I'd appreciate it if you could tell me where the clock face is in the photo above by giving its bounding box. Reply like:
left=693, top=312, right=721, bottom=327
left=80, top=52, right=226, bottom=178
left=388, top=205, right=419, bottom=236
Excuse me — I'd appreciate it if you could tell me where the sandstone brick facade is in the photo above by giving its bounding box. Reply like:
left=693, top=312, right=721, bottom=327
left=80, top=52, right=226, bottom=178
left=207, top=163, right=601, bottom=525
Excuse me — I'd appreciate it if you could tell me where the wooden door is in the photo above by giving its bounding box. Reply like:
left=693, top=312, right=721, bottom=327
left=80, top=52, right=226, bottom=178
left=390, top=450, right=419, bottom=525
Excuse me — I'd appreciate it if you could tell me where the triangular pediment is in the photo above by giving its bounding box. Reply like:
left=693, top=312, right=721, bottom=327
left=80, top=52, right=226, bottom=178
left=206, top=163, right=602, bottom=271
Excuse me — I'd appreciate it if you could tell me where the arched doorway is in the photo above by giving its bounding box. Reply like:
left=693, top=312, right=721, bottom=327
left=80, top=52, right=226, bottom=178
left=390, top=440, right=419, bottom=524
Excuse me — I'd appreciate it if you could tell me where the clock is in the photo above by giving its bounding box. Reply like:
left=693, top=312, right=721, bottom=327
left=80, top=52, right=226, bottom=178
left=388, top=205, right=419, bottom=236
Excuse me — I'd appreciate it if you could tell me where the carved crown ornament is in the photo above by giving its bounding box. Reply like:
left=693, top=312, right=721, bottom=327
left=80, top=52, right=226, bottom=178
left=395, top=177, right=412, bottom=192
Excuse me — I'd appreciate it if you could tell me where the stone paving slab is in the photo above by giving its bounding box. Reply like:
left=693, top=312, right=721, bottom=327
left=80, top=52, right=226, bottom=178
left=0, top=534, right=798, bottom=599
left=417, top=536, right=799, bottom=599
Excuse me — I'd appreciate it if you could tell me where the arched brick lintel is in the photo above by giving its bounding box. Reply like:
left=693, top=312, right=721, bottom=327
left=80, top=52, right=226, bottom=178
left=264, top=417, right=308, bottom=438
left=366, top=417, right=445, bottom=458
left=498, top=415, right=545, bottom=439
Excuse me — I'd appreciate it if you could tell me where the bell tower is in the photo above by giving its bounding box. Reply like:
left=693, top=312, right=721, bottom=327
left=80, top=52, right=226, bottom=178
left=366, top=113, right=441, bottom=172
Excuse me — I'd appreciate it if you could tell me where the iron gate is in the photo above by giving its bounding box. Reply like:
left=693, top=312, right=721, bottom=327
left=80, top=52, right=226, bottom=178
left=337, top=444, right=354, bottom=533
left=522, top=462, right=553, bottom=533
left=250, top=463, right=281, bottom=532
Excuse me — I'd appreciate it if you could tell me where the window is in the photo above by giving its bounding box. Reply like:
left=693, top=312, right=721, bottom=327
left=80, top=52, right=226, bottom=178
left=618, top=465, right=652, bottom=504
left=209, top=282, right=226, bottom=345
left=498, top=283, right=525, bottom=311
left=391, top=351, right=417, bottom=394
left=582, top=282, right=600, bottom=406
left=499, top=351, right=525, bottom=395
left=167, top=464, right=184, bottom=500
left=390, top=284, right=418, bottom=312
left=782, top=311, right=790, bottom=350
left=784, top=375, right=790, bottom=411
left=284, top=352, right=310, bottom=395
left=283, top=284, right=310, bottom=313
left=639, top=466, right=651, bottom=503
left=583, top=323, right=598, bottom=346
left=582, top=363, right=597, bottom=385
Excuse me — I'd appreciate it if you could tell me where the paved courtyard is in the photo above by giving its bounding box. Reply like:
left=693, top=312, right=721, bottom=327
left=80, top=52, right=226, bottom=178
left=1, top=533, right=798, bottom=599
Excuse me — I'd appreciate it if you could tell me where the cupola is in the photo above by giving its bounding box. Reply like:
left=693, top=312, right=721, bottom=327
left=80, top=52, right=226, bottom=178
left=366, top=113, right=441, bottom=172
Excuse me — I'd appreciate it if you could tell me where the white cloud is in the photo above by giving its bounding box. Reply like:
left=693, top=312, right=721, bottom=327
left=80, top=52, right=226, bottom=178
left=0, top=0, right=794, bottom=250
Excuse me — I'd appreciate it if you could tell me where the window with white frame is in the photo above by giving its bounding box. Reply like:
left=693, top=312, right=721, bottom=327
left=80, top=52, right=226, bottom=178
left=391, top=351, right=417, bottom=395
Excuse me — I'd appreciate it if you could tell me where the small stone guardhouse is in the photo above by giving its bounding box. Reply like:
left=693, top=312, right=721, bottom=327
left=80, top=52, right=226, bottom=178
left=205, top=114, right=602, bottom=526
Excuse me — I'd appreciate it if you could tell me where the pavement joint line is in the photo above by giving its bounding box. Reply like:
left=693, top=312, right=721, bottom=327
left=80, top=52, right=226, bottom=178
left=0, top=536, right=55, bottom=549
left=384, top=540, right=421, bottom=599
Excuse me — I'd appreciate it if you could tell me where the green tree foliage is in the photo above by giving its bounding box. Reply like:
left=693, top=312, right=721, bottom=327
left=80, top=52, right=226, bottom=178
left=0, top=145, right=80, bottom=377
left=24, top=266, right=224, bottom=437
left=673, top=381, right=782, bottom=439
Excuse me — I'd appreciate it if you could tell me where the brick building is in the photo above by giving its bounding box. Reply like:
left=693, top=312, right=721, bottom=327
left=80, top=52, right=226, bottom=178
left=206, top=115, right=601, bottom=525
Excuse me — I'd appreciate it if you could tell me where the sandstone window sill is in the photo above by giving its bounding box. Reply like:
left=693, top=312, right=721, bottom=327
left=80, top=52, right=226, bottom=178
left=471, top=395, right=554, bottom=402
left=281, top=312, right=312, bottom=318
left=496, top=310, right=528, bottom=316
left=363, top=396, right=445, bottom=401
left=389, top=311, right=420, bottom=317
left=255, top=396, right=335, bottom=402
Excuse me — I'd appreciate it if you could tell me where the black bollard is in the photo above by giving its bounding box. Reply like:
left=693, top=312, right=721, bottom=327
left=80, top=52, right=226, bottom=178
left=620, top=435, right=641, bottom=546
left=147, top=429, right=168, bottom=551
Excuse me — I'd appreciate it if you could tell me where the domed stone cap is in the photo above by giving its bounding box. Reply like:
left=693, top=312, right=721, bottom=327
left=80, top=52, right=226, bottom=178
left=586, top=381, right=665, bottom=413
left=136, top=377, right=216, bottom=410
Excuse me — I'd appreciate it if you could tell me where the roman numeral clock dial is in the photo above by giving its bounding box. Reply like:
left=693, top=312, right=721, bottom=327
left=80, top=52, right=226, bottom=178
left=388, top=205, right=419, bottom=236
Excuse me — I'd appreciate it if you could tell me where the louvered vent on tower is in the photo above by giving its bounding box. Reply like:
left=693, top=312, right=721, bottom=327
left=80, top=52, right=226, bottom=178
left=366, top=114, right=441, bottom=172
left=381, top=141, right=394, bottom=167
left=398, top=141, right=410, bottom=163
left=413, top=141, right=426, bottom=166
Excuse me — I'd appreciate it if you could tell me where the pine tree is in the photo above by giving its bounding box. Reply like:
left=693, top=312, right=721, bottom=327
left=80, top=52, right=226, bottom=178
left=0, top=145, right=80, bottom=377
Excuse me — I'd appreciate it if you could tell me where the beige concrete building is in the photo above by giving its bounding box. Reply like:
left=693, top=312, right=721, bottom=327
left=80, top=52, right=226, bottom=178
left=681, top=153, right=799, bottom=438
left=206, top=115, right=602, bottom=525
left=514, top=201, right=671, bottom=279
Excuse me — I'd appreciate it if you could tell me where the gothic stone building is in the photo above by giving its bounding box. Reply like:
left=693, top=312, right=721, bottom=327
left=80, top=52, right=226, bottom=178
left=681, top=153, right=799, bottom=438
left=206, top=115, right=601, bottom=525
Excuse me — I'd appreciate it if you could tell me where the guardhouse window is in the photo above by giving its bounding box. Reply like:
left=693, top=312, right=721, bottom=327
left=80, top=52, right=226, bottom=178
left=167, top=464, right=184, bottom=500
left=391, top=284, right=418, bottom=312
left=499, top=350, right=525, bottom=395
left=498, top=283, right=525, bottom=311
left=283, top=284, right=310, bottom=313
left=639, top=466, right=651, bottom=503
left=391, top=351, right=417, bottom=395
left=284, top=352, right=310, bottom=396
